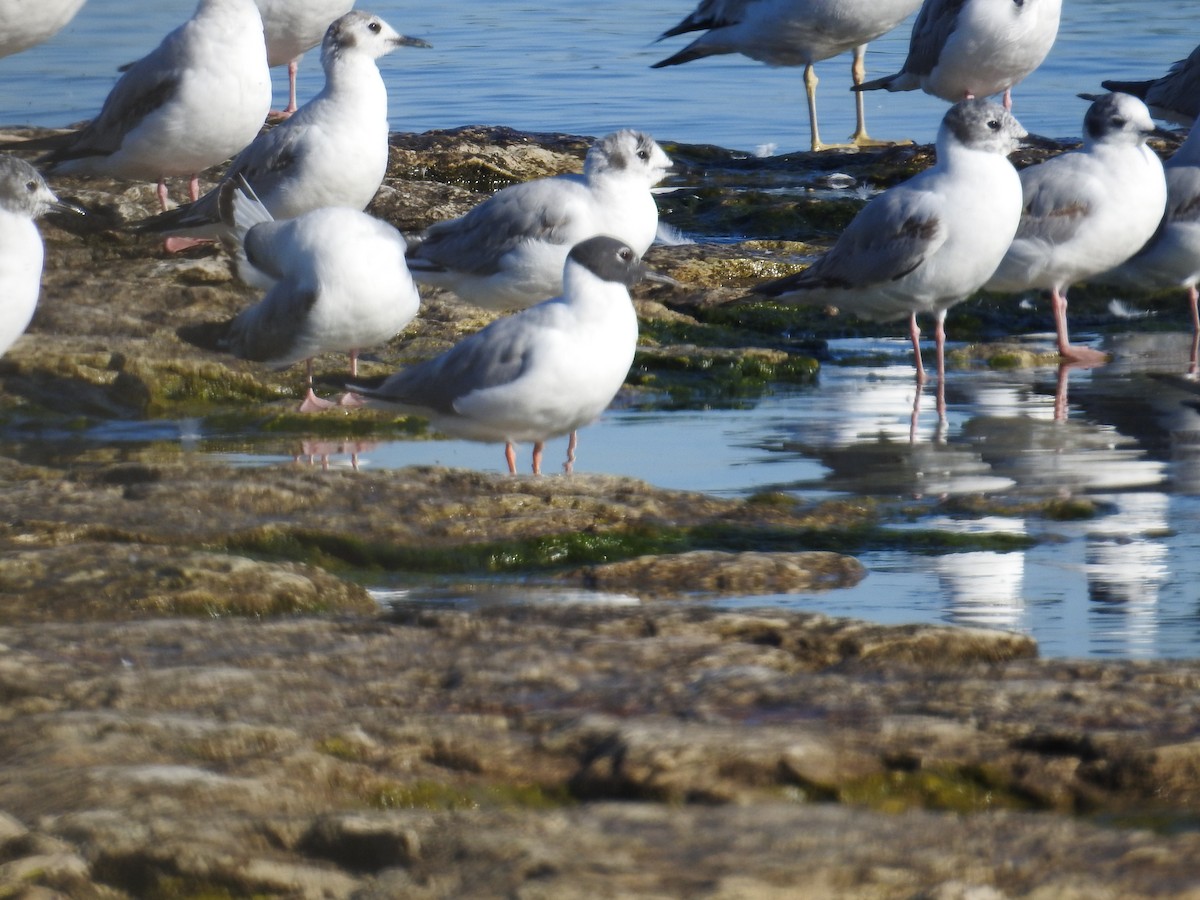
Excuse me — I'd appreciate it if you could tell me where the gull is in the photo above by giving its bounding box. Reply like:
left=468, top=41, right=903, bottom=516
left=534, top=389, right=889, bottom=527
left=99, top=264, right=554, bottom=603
left=346, top=236, right=665, bottom=475
left=755, top=99, right=1026, bottom=413
left=986, top=93, right=1168, bottom=366
left=406, top=130, right=671, bottom=310
left=1099, top=123, right=1200, bottom=369
left=0, top=0, right=87, bottom=58
left=650, top=0, right=923, bottom=151
left=254, top=0, right=355, bottom=116
left=33, top=0, right=271, bottom=211
left=177, top=180, right=420, bottom=412
left=1102, top=43, right=1200, bottom=127
left=132, top=11, right=428, bottom=250
left=0, top=155, right=80, bottom=357
left=854, top=0, right=1062, bottom=109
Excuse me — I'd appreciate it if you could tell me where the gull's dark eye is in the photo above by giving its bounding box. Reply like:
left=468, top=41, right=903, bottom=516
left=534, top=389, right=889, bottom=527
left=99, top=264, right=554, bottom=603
left=987, top=118, right=1001, bottom=131
left=619, top=248, right=634, bottom=263
left=368, top=21, right=381, bottom=33
left=1111, top=116, right=1126, bottom=128
left=637, top=149, right=649, bottom=160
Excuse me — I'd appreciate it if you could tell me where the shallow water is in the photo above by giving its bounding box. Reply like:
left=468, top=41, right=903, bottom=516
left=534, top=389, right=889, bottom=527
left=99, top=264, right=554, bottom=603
left=1, top=0, right=1197, bottom=151
left=201, top=331, right=1200, bottom=661
left=3, top=2, right=1200, bottom=659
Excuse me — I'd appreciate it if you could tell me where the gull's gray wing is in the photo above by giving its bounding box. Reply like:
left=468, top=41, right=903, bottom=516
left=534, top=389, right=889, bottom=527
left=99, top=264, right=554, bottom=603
left=1166, top=166, right=1200, bottom=225
left=902, top=0, right=967, bottom=77
left=224, top=285, right=317, bottom=365
left=1011, top=160, right=1099, bottom=247
left=45, top=34, right=185, bottom=163
left=656, top=0, right=745, bottom=38
left=408, top=177, right=587, bottom=276
left=363, top=307, right=554, bottom=412
left=760, top=187, right=945, bottom=297
left=159, top=122, right=306, bottom=229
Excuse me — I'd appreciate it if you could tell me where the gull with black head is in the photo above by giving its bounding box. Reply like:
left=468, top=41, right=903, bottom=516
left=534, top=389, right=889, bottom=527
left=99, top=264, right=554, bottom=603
left=347, top=236, right=668, bottom=475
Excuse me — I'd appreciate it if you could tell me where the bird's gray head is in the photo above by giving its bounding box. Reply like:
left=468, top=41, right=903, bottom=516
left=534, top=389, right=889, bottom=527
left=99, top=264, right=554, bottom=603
left=1083, top=92, right=1157, bottom=147
left=0, top=155, right=67, bottom=219
left=567, top=236, right=651, bottom=289
left=585, top=130, right=673, bottom=184
left=321, top=11, right=430, bottom=66
left=941, top=99, right=1027, bottom=155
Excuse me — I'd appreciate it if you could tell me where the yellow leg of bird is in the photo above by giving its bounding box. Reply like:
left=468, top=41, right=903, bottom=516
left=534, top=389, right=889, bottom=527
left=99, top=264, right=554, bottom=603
left=851, top=46, right=913, bottom=148
left=804, top=63, right=823, bottom=152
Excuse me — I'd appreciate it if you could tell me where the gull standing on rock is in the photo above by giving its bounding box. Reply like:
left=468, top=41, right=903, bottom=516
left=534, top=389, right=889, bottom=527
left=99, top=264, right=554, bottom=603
left=650, top=0, right=923, bottom=151
left=1102, top=44, right=1200, bottom=127
left=0, top=0, right=87, bottom=58
left=986, top=93, right=1168, bottom=367
left=32, top=0, right=271, bottom=212
left=854, top=0, right=1061, bottom=109
left=347, top=236, right=666, bottom=476
left=254, top=0, right=355, bottom=116
left=406, top=130, right=672, bottom=310
left=132, top=11, right=428, bottom=251
left=177, top=181, right=420, bottom=413
left=755, top=99, right=1026, bottom=413
left=1099, top=123, right=1200, bottom=369
left=0, top=156, right=80, bottom=357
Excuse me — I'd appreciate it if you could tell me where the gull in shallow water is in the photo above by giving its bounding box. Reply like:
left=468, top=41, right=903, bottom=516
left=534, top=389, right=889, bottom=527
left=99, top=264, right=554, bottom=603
left=755, top=99, right=1026, bottom=412
left=254, top=0, right=354, bottom=116
left=1102, top=43, right=1200, bottom=127
left=650, top=0, right=923, bottom=151
left=0, top=0, right=87, bottom=58
left=33, top=0, right=271, bottom=211
left=347, top=236, right=667, bottom=475
left=0, top=155, right=80, bottom=357
left=986, top=93, right=1168, bottom=367
left=132, top=11, right=428, bottom=251
left=177, top=181, right=420, bottom=412
left=406, top=130, right=671, bottom=310
left=1099, top=123, right=1200, bottom=369
left=854, top=0, right=1061, bottom=109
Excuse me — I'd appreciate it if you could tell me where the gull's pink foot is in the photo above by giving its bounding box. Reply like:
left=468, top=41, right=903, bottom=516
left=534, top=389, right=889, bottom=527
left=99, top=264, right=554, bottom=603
left=298, top=388, right=337, bottom=413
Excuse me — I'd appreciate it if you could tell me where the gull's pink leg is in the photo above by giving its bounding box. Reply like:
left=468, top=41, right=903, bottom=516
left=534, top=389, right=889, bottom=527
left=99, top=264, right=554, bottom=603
left=562, top=431, right=578, bottom=474
left=188, top=175, right=200, bottom=202
left=338, top=350, right=366, bottom=407
left=934, top=309, right=947, bottom=420
left=156, top=179, right=170, bottom=212
left=1188, top=285, right=1199, bottom=376
left=1003, top=88, right=1013, bottom=111
left=909, top=312, right=927, bottom=384
left=532, top=442, right=545, bottom=476
left=285, top=58, right=300, bottom=116
left=504, top=443, right=517, bottom=475
left=1052, top=286, right=1108, bottom=366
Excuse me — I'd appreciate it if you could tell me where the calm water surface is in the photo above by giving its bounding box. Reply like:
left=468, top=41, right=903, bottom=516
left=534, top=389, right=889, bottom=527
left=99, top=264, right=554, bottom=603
left=1, top=1, right=1198, bottom=150
left=3, top=1, right=1200, bottom=658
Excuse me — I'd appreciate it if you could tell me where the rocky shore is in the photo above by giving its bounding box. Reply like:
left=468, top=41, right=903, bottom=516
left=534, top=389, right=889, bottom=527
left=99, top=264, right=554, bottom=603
left=0, top=126, right=1197, bottom=898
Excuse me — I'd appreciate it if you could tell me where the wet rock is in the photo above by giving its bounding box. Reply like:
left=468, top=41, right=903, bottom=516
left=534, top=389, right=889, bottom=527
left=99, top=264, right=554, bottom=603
left=566, top=549, right=865, bottom=596
left=1, top=124, right=1199, bottom=898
